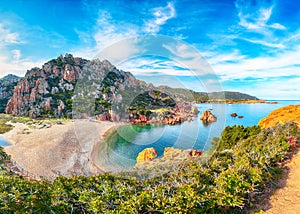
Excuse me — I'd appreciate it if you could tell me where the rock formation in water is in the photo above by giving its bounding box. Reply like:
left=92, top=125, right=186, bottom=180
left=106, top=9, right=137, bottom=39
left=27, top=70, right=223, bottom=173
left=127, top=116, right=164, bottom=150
left=136, top=148, right=158, bottom=162
left=200, top=110, right=217, bottom=123
left=230, top=113, right=238, bottom=117
left=136, top=147, right=202, bottom=168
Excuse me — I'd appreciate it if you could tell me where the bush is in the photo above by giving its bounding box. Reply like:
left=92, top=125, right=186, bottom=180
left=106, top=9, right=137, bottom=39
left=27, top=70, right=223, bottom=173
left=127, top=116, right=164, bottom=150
left=0, top=122, right=298, bottom=213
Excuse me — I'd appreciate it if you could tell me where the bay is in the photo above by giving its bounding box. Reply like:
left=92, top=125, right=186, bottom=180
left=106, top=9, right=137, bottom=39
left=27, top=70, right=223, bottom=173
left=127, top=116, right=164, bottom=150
left=97, top=100, right=300, bottom=171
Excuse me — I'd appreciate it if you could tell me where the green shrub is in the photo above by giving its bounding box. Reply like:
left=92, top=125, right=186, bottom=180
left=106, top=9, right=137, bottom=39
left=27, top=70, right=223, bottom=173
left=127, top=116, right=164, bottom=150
left=0, top=122, right=297, bottom=213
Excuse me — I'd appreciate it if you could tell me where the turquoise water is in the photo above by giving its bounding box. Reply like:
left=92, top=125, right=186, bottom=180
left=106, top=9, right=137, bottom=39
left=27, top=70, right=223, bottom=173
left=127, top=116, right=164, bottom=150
left=0, top=135, right=10, bottom=146
left=97, top=101, right=300, bottom=170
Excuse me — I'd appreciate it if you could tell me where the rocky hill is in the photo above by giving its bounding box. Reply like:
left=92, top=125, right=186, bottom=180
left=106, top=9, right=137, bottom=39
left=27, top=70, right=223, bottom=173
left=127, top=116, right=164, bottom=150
left=0, top=74, right=20, bottom=113
left=157, top=85, right=208, bottom=102
left=2, top=54, right=260, bottom=120
left=157, top=86, right=259, bottom=102
left=208, top=91, right=258, bottom=100
left=4, top=54, right=194, bottom=122
left=258, top=105, right=300, bottom=128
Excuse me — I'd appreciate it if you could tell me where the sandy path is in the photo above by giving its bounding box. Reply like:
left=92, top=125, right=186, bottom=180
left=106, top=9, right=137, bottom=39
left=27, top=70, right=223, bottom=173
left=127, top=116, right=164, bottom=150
left=264, top=147, right=300, bottom=214
left=3, top=120, right=115, bottom=180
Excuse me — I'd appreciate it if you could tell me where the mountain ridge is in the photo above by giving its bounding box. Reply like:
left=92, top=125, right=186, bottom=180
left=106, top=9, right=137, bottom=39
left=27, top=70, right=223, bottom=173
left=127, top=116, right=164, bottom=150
left=1, top=54, right=259, bottom=118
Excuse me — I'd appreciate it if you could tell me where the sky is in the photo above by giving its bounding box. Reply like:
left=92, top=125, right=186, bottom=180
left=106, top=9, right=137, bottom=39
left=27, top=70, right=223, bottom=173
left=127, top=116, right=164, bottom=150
left=0, top=0, right=300, bottom=99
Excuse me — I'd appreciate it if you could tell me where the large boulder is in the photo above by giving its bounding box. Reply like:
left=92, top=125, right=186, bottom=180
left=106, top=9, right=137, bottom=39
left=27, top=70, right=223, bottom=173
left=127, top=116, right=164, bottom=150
left=136, top=148, right=158, bottom=162
left=200, top=110, right=217, bottom=123
left=230, top=113, right=238, bottom=117
left=191, top=106, right=199, bottom=115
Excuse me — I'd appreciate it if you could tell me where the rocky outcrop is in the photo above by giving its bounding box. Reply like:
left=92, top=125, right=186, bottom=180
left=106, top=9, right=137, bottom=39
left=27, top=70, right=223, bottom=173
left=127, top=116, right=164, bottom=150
left=135, top=147, right=202, bottom=168
left=164, top=115, right=181, bottom=125
left=5, top=54, right=89, bottom=118
left=200, top=110, right=217, bottom=123
left=0, top=74, right=20, bottom=113
left=258, top=105, right=300, bottom=129
left=164, top=147, right=202, bottom=158
left=4, top=54, right=154, bottom=119
left=96, top=112, right=111, bottom=121
left=5, top=54, right=196, bottom=122
left=191, top=106, right=199, bottom=115
left=230, top=113, right=238, bottom=117
left=136, top=148, right=158, bottom=162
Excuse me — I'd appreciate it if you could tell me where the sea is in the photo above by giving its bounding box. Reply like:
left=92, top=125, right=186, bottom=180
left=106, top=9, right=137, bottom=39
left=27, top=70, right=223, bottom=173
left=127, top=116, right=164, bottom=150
left=1, top=101, right=300, bottom=170
left=96, top=100, right=300, bottom=170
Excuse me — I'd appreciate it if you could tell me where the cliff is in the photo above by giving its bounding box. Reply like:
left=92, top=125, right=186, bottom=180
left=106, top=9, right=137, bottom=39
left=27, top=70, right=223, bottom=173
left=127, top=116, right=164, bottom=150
left=4, top=54, right=193, bottom=122
left=258, top=105, right=300, bottom=128
left=0, top=74, right=20, bottom=113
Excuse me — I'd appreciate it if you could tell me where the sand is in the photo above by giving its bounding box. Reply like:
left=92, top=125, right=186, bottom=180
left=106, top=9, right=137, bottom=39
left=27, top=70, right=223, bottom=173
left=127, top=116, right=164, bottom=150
left=3, top=120, right=115, bottom=180
left=264, top=147, right=300, bottom=213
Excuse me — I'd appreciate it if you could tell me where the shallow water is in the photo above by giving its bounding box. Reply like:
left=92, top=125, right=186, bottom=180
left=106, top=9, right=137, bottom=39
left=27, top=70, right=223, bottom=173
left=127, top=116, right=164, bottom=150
left=0, top=135, right=10, bottom=146
left=97, top=101, right=300, bottom=170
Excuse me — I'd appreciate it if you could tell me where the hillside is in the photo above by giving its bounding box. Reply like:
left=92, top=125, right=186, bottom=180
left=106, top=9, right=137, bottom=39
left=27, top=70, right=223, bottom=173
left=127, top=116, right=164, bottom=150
left=1, top=54, right=260, bottom=120
left=157, top=85, right=209, bottom=102
left=0, top=74, right=20, bottom=113
left=157, top=86, right=259, bottom=102
left=258, top=105, right=300, bottom=128
left=0, top=117, right=298, bottom=212
left=208, top=91, right=259, bottom=100
left=4, top=54, right=195, bottom=123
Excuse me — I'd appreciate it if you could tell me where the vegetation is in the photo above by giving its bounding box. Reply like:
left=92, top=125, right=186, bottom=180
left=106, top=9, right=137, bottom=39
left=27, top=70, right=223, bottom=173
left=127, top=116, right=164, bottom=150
left=0, top=122, right=298, bottom=213
left=0, top=114, right=69, bottom=133
left=208, top=91, right=259, bottom=101
left=0, top=115, right=14, bottom=134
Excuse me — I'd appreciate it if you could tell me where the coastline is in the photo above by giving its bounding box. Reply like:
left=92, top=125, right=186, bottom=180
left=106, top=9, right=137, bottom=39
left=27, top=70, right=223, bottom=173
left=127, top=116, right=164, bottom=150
left=3, top=120, right=116, bottom=180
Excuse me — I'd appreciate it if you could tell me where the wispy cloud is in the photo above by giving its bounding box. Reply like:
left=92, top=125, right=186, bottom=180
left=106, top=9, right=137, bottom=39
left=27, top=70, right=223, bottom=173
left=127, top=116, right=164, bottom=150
left=242, top=38, right=285, bottom=49
left=74, top=2, right=176, bottom=60
left=0, top=49, right=44, bottom=77
left=236, top=1, right=285, bottom=32
left=210, top=45, right=300, bottom=82
left=0, top=22, right=22, bottom=46
left=143, top=2, right=176, bottom=33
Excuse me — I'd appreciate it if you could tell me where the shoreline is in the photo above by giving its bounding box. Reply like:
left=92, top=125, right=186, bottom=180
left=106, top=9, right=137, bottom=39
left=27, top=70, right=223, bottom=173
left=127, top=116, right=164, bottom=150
left=3, top=120, right=116, bottom=180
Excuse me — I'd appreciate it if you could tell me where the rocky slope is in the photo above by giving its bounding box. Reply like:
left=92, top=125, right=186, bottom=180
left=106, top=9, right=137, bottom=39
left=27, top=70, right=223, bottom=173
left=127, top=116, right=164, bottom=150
left=258, top=105, right=300, bottom=128
left=0, top=74, right=20, bottom=113
left=4, top=54, right=193, bottom=122
left=3, top=53, right=261, bottom=121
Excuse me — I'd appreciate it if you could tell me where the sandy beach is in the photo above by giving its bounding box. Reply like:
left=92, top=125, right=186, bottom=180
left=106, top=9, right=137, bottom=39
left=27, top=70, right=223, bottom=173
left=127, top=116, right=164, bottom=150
left=3, top=120, right=115, bottom=180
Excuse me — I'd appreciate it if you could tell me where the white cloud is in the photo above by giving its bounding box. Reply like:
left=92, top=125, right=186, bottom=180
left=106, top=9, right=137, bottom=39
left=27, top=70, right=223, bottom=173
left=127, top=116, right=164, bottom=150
left=209, top=45, right=300, bottom=81
left=0, top=57, right=44, bottom=78
left=119, top=57, right=190, bottom=76
left=270, top=23, right=286, bottom=30
left=235, top=1, right=286, bottom=39
left=242, top=38, right=285, bottom=49
left=0, top=23, right=22, bottom=46
left=143, top=2, right=176, bottom=33
left=0, top=23, right=43, bottom=77
left=73, top=11, right=139, bottom=59
left=246, top=78, right=300, bottom=100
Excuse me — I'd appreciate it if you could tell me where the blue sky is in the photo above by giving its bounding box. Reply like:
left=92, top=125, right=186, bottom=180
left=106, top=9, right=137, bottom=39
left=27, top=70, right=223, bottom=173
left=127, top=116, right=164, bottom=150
left=0, top=0, right=300, bottom=99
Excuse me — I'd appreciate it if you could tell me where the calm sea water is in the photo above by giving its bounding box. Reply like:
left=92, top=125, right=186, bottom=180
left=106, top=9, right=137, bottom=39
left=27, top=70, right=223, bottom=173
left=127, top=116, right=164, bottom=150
left=0, top=135, right=10, bottom=146
left=97, top=101, right=300, bottom=170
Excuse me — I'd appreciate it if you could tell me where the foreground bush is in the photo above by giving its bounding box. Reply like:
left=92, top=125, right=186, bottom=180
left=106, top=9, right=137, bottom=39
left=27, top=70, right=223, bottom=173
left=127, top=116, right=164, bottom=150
left=0, top=122, right=298, bottom=213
